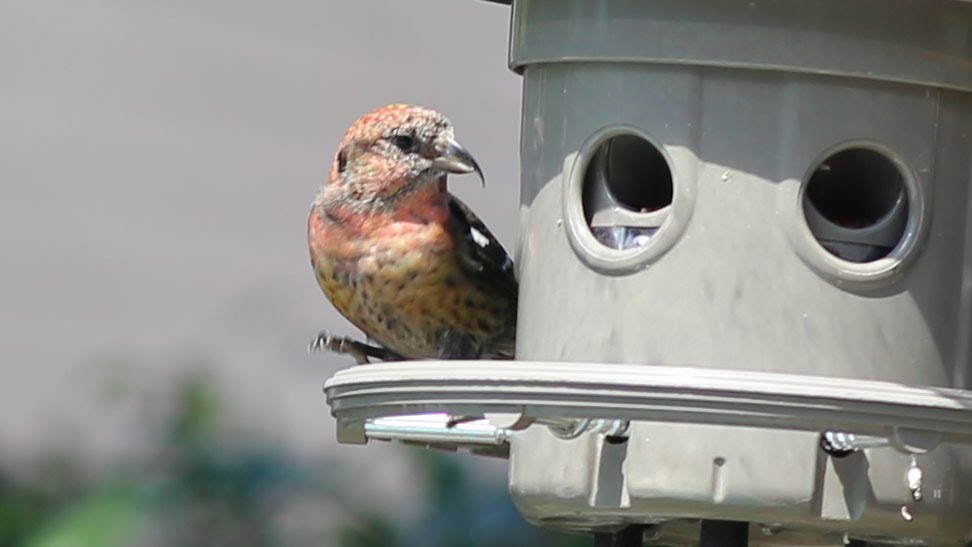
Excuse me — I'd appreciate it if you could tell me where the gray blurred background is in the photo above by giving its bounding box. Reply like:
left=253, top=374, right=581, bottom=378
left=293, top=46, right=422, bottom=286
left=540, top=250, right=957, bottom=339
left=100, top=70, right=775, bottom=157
left=0, top=1, right=568, bottom=545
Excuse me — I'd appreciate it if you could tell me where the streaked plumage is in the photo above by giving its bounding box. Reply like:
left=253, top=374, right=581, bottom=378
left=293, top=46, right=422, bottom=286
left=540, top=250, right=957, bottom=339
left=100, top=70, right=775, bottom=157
left=308, top=104, right=517, bottom=361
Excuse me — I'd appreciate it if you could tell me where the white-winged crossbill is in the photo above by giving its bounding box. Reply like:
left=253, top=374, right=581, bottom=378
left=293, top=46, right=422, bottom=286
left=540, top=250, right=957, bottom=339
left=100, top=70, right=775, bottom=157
left=308, top=104, right=517, bottom=362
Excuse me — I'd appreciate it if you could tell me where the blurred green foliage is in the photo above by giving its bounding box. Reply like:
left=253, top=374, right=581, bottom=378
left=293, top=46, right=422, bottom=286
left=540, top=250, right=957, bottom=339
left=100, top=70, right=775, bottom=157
left=0, top=368, right=587, bottom=547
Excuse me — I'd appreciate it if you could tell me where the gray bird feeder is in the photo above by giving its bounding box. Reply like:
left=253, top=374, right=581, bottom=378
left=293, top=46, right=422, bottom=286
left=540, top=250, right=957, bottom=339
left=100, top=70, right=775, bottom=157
left=324, top=1, right=972, bottom=546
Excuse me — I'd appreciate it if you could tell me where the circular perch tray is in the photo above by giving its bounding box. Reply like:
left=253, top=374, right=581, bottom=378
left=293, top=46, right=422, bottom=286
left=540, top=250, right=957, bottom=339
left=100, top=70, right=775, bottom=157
left=323, top=361, right=972, bottom=451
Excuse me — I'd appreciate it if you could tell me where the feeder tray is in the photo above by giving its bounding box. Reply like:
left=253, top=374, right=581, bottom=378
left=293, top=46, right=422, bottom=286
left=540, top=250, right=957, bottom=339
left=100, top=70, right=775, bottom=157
left=325, top=362, right=972, bottom=546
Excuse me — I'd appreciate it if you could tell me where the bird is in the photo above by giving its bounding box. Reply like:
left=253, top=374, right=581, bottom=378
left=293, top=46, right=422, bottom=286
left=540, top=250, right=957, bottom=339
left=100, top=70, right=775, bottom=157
left=307, top=104, right=517, bottom=363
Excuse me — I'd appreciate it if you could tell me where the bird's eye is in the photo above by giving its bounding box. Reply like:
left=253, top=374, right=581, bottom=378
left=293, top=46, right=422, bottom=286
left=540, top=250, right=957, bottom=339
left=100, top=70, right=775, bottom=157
left=390, top=135, right=416, bottom=153
left=336, top=150, right=347, bottom=172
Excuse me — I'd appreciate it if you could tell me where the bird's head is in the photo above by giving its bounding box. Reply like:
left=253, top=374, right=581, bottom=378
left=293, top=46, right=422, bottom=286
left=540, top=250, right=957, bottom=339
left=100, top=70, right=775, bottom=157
left=327, top=104, right=484, bottom=204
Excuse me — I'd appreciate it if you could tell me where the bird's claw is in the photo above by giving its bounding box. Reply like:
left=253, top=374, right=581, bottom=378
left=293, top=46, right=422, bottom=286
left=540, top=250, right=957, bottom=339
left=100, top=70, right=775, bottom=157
left=310, top=330, right=371, bottom=364
left=309, top=330, right=404, bottom=365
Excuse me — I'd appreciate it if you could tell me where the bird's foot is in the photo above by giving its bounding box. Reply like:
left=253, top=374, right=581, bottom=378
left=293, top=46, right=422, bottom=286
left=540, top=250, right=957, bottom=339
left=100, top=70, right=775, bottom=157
left=309, top=330, right=402, bottom=365
left=310, top=330, right=371, bottom=364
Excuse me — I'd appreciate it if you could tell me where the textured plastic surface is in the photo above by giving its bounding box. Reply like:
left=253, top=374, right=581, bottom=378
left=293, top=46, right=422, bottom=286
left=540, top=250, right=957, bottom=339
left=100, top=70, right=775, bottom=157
left=508, top=0, right=972, bottom=92
left=323, top=361, right=972, bottom=545
left=505, top=0, right=972, bottom=544
left=325, top=362, right=972, bottom=442
left=515, top=0, right=972, bottom=387
left=509, top=424, right=972, bottom=546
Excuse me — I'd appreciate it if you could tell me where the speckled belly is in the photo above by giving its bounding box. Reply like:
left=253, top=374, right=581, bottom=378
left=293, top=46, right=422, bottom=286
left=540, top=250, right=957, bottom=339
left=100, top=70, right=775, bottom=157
left=314, top=246, right=511, bottom=358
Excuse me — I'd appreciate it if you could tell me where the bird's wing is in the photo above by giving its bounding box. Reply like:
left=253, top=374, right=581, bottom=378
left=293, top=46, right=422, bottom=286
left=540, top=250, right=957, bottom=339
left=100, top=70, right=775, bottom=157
left=446, top=195, right=519, bottom=300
